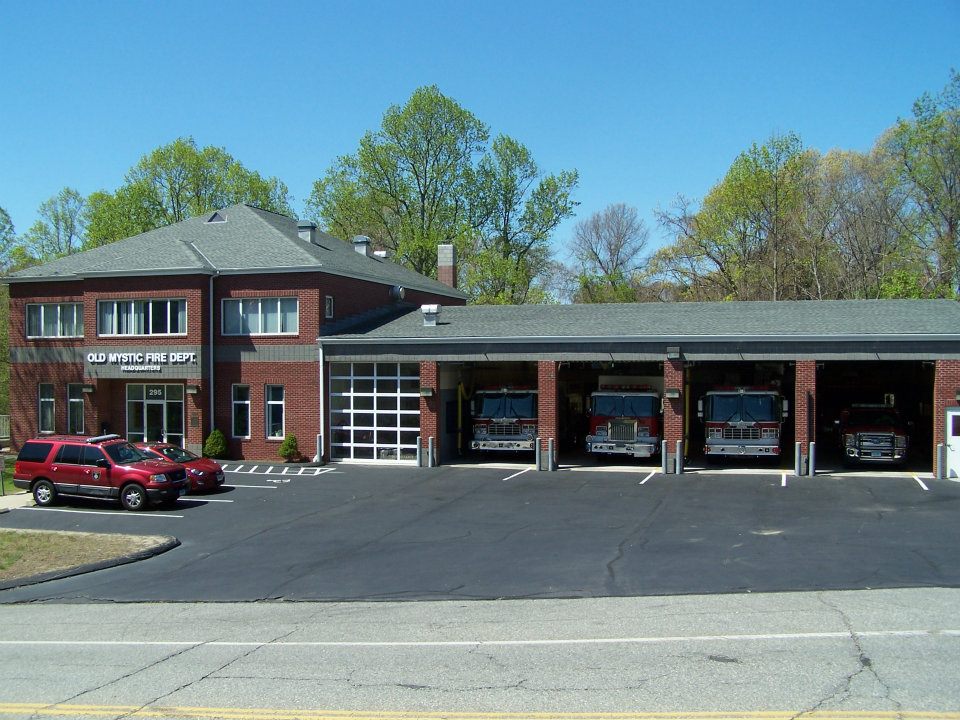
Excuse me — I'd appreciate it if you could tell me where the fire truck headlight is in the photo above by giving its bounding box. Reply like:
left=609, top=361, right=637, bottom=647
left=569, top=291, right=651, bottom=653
left=761, top=428, right=778, bottom=439
left=522, top=424, right=537, bottom=438
left=708, top=428, right=722, bottom=439
left=594, top=426, right=607, bottom=438
left=896, top=435, right=908, bottom=449
left=844, top=434, right=855, bottom=447
left=474, top=425, right=487, bottom=437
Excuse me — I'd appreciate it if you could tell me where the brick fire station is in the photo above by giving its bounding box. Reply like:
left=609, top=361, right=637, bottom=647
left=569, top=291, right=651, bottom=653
left=6, top=204, right=960, bottom=475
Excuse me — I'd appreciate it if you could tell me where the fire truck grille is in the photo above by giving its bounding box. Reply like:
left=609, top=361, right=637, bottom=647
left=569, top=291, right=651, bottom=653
left=488, top=423, right=521, bottom=437
left=609, top=420, right=637, bottom=442
left=722, top=427, right=761, bottom=440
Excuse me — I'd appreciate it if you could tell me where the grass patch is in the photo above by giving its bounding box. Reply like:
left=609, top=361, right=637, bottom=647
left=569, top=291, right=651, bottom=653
left=1, top=460, right=15, bottom=496
left=0, top=529, right=169, bottom=583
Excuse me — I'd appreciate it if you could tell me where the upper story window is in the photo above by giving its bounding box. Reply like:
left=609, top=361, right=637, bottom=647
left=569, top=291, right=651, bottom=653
left=222, top=297, right=298, bottom=336
left=26, top=303, right=84, bottom=339
left=98, top=299, right=186, bottom=337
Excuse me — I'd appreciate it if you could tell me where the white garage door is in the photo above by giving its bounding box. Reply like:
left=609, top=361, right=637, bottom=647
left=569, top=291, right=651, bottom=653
left=329, top=363, right=421, bottom=461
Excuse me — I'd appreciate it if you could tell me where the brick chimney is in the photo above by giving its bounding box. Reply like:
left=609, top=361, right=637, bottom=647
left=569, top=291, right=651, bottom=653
left=437, top=244, right=457, bottom=288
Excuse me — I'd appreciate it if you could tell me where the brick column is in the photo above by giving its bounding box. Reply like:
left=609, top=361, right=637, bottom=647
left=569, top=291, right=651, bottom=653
left=419, top=361, right=440, bottom=465
left=537, top=361, right=559, bottom=463
left=794, top=360, right=817, bottom=462
left=663, top=358, right=684, bottom=459
left=934, top=360, right=960, bottom=471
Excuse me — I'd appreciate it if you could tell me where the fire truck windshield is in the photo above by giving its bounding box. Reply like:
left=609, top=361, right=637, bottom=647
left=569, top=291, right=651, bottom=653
left=592, top=395, right=657, bottom=417
left=475, top=392, right=536, bottom=419
left=707, top=394, right=779, bottom=423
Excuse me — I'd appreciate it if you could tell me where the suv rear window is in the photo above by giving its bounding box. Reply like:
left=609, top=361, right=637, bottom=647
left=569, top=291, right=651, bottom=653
left=55, top=444, right=83, bottom=465
left=17, top=441, right=54, bottom=463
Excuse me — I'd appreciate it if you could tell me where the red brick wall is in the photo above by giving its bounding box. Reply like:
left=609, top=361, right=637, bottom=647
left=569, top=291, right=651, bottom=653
left=215, top=362, right=319, bottom=461
left=9, top=362, right=84, bottom=442
left=419, top=361, right=439, bottom=462
left=934, top=360, right=960, bottom=467
left=663, top=359, right=684, bottom=449
left=537, top=361, right=559, bottom=454
left=794, top=360, right=817, bottom=453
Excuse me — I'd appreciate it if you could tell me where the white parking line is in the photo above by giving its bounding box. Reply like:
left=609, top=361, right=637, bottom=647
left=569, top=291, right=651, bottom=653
left=782, top=473, right=787, bottom=487
left=501, top=468, right=531, bottom=482
left=222, top=484, right=277, bottom=489
left=914, top=475, right=930, bottom=491
left=178, top=498, right=234, bottom=503
left=17, top=507, right=184, bottom=519
left=639, top=471, right=656, bottom=485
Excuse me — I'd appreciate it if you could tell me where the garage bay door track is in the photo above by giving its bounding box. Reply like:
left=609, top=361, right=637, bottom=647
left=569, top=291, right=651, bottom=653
left=2, top=465, right=959, bottom=603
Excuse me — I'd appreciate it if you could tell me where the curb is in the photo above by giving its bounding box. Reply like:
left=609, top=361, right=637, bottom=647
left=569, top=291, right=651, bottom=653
left=0, top=535, right=180, bottom=591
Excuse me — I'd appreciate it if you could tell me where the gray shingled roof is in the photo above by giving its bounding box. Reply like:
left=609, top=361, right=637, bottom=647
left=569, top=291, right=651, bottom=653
left=331, top=299, right=960, bottom=341
left=4, top=205, right=467, bottom=300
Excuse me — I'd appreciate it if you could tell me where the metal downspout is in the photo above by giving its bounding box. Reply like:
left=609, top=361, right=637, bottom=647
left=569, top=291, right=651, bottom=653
left=209, top=274, right=215, bottom=433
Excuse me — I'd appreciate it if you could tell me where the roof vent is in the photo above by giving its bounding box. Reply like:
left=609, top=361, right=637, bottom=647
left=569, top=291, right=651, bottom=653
left=207, top=211, right=227, bottom=223
left=352, top=235, right=372, bottom=257
left=421, top=304, right=441, bottom=327
left=373, top=249, right=390, bottom=259
left=298, top=221, right=319, bottom=245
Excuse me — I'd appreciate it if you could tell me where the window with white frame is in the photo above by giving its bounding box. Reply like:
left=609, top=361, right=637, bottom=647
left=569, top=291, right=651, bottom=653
left=67, top=384, right=84, bottom=434
left=97, top=299, right=186, bottom=336
left=265, top=385, right=285, bottom=439
left=325, top=296, right=334, bottom=320
left=26, top=303, right=84, bottom=338
left=222, top=298, right=298, bottom=336
left=38, top=383, right=55, bottom=433
left=232, top=385, right=250, bottom=438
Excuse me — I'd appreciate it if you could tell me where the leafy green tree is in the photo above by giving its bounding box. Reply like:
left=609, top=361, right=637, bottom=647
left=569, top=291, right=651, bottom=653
left=307, top=86, right=577, bottom=293
left=886, top=70, right=960, bottom=295
left=307, top=86, right=488, bottom=277
left=464, top=136, right=578, bottom=304
left=86, top=137, right=292, bottom=246
left=20, top=187, right=87, bottom=261
left=0, top=206, right=16, bottom=273
left=654, top=133, right=809, bottom=301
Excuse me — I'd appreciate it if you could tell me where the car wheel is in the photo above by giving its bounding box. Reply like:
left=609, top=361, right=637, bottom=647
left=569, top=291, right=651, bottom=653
left=33, top=479, right=57, bottom=507
left=120, top=483, right=148, bottom=511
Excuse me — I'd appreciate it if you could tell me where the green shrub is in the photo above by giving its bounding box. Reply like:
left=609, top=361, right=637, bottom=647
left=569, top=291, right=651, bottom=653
left=203, top=429, right=227, bottom=459
left=278, top=433, right=300, bottom=462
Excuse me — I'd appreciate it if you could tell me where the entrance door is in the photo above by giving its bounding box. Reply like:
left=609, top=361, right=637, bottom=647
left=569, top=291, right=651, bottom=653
left=947, top=408, right=960, bottom=479
left=146, top=401, right=166, bottom=443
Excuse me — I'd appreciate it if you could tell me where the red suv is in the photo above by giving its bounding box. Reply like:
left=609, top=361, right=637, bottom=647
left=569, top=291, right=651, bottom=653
left=14, top=434, right=190, bottom=511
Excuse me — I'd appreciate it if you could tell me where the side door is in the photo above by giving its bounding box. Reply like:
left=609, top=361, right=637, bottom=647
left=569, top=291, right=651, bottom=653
left=49, top=443, right=82, bottom=496
left=947, top=408, right=960, bottom=479
left=80, top=446, right=114, bottom=499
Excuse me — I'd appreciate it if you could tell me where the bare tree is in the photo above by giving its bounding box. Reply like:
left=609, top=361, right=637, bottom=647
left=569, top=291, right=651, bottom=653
left=569, top=203, right=649, bottom=302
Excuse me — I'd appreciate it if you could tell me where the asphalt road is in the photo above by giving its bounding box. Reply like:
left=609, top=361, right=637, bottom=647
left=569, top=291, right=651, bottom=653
left=1, top=589, right=959, bottom=718
left=1, top=463, right=958, bottom=603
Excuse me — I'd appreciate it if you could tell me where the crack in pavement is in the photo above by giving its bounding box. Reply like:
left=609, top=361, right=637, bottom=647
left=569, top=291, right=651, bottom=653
left=792, top=593, right=904, bottom=719
left=112, top=627, right=302, bottom=720
left=605, top=496, right=666, bottom=594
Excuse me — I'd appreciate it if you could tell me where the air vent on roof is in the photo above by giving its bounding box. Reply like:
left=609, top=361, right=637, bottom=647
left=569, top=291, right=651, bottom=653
left=207, top=211, right=227, bottom=223
left=421, top=304, right=441, bottom=327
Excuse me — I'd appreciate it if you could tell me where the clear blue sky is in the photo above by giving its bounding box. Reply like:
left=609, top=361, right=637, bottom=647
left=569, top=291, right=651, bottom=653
left=1, top=0, right=957, bottom=259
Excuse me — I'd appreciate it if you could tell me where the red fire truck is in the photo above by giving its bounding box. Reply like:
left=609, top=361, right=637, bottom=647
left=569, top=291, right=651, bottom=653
left=584, top=378, right=662, bottom=458
left=698, top=387, right=788, bottom=458
left=470, top=387, right=538, bottom=452
left=836, top=404, right=910, bottom=464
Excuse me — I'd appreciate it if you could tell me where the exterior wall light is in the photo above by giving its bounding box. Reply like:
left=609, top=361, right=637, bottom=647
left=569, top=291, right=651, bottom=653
left=185, top=385, right=200, bottom=395
left=664, top=388, right=681, bottom=399
left=420, top=387, right=435, bottom=397
left=81, top=384, right=95, bottom=393
left=666, top=346, right=681, bottom=360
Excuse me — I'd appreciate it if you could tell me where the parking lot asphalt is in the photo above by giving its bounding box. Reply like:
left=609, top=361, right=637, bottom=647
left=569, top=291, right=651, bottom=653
left=1, top=463, right=958, bottom=603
